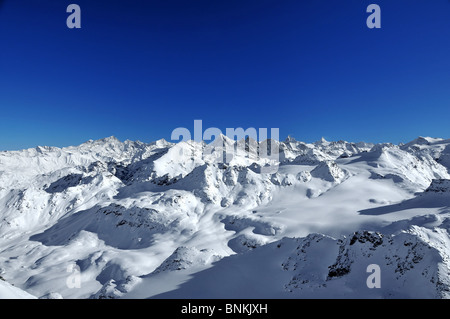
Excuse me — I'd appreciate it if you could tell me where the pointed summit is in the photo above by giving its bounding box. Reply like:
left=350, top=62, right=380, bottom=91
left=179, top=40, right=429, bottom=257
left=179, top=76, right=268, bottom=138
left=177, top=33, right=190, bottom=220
left=314, top=137, right=329, bottom=146
left=209, top=133, right=235, bottom=147
left=285, top=135, right=296, bottom=143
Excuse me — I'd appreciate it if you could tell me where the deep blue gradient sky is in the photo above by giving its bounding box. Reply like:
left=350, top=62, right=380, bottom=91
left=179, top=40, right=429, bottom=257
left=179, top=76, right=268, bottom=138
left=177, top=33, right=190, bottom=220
left=1, top=0, right=449, bottom=150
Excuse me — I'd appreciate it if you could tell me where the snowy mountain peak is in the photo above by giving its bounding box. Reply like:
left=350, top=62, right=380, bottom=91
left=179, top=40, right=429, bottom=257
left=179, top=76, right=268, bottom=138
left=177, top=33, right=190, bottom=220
left=205, top=133, right=236, bottom=148
left=405, top=136, right=444, bottom=147
left=310, top=161, right=346, bottom=182
left=84, top=136, right=121, bottom=146
left=1, top=135, right=450, bottom=299
left=315, top=137, right=329, bottom=145
left=150, top=138, right=172, bottom=148
left=284, top=135, right=296, bottom=143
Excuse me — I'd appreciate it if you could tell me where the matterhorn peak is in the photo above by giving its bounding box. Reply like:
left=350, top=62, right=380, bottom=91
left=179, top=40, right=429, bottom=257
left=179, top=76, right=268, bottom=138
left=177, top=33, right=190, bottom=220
left=314, top=137, right=329, bottom=145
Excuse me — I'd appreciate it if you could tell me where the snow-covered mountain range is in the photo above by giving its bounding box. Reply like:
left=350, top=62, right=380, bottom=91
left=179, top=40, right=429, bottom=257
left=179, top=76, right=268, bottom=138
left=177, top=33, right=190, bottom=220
left=1, top=135, right=450, bottom=299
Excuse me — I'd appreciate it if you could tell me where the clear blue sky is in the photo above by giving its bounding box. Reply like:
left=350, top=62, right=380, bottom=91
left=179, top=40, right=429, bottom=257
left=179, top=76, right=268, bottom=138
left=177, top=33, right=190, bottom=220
left=0, top=0, right=449, bottom=150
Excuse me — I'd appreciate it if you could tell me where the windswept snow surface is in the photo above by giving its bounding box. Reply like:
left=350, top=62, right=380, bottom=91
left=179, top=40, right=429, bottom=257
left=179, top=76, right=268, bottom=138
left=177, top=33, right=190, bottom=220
left=1, top=136, right=450, bottom=299
left=0, top=279, right=36, bottom=299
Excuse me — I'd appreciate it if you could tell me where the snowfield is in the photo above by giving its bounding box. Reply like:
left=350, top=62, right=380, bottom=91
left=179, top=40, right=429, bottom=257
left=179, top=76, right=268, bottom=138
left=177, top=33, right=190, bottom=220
left=1, top=135, right=450, bottom=299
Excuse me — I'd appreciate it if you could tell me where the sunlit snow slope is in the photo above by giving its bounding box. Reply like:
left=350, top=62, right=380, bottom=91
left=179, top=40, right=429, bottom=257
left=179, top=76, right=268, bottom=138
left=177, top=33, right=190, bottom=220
left=1, top=136, right=450, bottom=299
